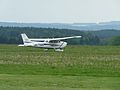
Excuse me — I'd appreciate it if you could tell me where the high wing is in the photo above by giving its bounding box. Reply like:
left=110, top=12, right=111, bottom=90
left=50, top=36, right=82, bottom=41
left=30, top=36, right=82, bottom=41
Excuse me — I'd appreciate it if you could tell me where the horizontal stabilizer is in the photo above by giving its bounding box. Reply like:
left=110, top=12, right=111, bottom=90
left=18, top=44, right=25, bottom=46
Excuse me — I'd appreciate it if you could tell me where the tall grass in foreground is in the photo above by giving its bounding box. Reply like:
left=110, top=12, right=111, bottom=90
left=0, top=45, right=120, bottom=76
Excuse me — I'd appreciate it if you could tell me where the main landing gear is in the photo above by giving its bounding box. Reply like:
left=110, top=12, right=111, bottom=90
left=55, top=49, right=64, bottom=52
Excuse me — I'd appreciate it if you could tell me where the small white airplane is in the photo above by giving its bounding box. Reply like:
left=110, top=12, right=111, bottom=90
left=18, top=33, right=82, bottom=51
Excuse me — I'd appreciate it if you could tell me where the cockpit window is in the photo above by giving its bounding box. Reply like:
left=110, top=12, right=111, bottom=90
left=45, top=40, right=49, bottom=42
left=31, top=40, right=44, bottom=42
left=38, top=40, right=44, bottom=42
left=49, top=40, right=60, bottom=43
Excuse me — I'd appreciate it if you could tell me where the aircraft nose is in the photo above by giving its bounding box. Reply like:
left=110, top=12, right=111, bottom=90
left=64, top=42, right=67, bottom=46
left=62, top=42, right=67, bottom=48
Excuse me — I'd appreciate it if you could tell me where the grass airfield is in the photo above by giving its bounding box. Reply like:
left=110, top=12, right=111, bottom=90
left=0, top=45, right=120, bottom=90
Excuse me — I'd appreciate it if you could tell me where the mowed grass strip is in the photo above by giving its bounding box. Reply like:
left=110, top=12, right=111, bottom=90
left=0, top=74, right=120, bottom=90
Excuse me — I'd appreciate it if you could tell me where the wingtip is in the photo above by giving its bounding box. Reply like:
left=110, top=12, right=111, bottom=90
left=74, top=36, right=82, bottom=38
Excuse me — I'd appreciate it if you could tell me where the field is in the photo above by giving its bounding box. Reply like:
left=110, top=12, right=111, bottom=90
left=0, top=45, right=120, bottom=90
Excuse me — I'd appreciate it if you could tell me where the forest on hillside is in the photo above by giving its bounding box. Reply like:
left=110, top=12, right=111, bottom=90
left=0, top=26, right=120, bottom=45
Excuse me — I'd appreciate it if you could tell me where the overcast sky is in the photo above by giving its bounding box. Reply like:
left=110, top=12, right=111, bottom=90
left=0, top=0, right=120, bottom=23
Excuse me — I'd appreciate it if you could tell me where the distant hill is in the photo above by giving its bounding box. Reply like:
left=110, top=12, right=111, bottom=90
left=0, top=21, right=120, bottom=31
left=88, top=29, right=120, bottom=45
left=89, top=30, right=120, bottom=38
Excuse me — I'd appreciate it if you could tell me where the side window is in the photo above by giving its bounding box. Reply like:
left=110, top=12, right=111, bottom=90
left=46, top=40, right=48, bottom=42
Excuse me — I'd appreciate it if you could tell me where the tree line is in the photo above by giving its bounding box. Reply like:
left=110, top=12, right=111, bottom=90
left=0, top=26, right=120, bottom=45
left=0, top=26, right=101, bottom=45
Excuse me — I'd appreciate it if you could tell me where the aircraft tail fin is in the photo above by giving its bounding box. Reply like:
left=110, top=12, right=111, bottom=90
left=21, top=33, right=31, bottom=43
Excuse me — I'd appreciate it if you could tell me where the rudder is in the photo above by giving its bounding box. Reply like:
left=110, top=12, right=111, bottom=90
left=21, top=33, right=31, bottom=43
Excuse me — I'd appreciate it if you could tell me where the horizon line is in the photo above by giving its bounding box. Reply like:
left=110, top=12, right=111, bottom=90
left=0, top=20, right=120, bottom=24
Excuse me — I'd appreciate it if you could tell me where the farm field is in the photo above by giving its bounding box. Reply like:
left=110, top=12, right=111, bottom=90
left=0, top=45, right=120, bottom=90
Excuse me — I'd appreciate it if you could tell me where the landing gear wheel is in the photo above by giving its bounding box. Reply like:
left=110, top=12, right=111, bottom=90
left=55, top=49, right=64, bottom=52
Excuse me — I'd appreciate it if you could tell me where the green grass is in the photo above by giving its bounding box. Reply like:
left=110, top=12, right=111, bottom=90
left=0, top=74, right=120, bottom=90
left=0, top=45, right=120, bottom=90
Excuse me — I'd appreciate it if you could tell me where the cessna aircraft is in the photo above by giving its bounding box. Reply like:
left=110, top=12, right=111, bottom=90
left=18, top=33, right=82, bottom=51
